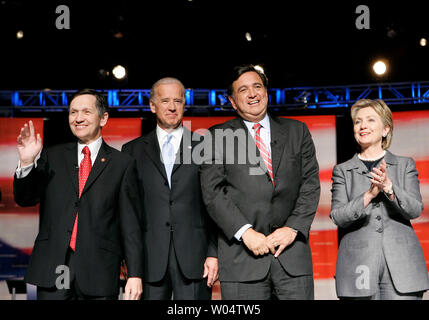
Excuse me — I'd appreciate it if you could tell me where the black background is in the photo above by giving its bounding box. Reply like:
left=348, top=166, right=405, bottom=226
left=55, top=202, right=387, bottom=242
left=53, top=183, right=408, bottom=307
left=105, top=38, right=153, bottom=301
left=1, top=0, right=428, bottom=90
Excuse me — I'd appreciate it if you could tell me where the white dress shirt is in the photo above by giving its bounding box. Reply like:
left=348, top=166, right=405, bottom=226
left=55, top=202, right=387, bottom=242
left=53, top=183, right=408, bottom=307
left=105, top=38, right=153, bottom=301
left=242, top=113, right=272, bottom=153
left=156, top=124, right=183, bottom=157
left=77, top=136, right=103, bottom=167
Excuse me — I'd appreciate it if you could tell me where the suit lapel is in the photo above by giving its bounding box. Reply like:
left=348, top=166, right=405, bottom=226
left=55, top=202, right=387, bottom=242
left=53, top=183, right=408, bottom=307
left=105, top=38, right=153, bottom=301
left=384, top=150, right=398, bottom=183
left=64, top=142, right=79, bottom=196
left=345, top=154, right=373, bottom=178
left=269, top=116, right=286, bottom=178
left=232, top=117, right=261, bottom=166
left=355, top=156, right=374, bottom=191
left=171, top=127, right=190, bottom=175
left=346, top=152, right=397, bottom=179
left=81, top=140, right=111, bottom=196
left=142, top=130, right=169, bottom=183
left=234, top=117, right=271, bottom=180
left=342, top=152, right=400, bottom=197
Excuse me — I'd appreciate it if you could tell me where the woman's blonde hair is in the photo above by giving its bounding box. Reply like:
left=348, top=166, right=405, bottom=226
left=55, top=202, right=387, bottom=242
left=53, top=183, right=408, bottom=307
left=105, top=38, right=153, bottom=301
left=350, top=99, right=393, bottom=150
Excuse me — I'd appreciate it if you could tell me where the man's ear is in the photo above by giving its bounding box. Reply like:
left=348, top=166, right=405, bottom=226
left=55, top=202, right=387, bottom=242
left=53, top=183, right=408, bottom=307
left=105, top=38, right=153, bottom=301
left=149, top=100, right=156, bottom=114
left=228, top=96, right=238, bottom=111
left=100, top=112, right=109, bottom=127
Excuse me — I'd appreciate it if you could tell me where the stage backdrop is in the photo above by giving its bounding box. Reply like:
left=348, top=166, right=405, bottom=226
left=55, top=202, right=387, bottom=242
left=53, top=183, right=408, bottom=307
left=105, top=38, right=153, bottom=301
left=0, top=118, right=44, bottom=282
left=389, top=110, right=429, bottom=269
left=1, top=111, right=429, bottom=300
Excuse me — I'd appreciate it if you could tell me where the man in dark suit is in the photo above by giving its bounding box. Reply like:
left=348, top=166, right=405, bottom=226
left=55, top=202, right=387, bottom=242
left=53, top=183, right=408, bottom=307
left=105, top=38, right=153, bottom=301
left=14, top=89, right=143, bottom=300
left=122, top=77, right=218, bottom=300
left=200, top=65, right=320, bottom=299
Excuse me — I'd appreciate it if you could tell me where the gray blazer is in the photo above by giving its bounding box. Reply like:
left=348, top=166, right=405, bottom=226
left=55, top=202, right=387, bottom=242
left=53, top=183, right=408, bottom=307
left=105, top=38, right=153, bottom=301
left=330, top=150, right=429, bottom=297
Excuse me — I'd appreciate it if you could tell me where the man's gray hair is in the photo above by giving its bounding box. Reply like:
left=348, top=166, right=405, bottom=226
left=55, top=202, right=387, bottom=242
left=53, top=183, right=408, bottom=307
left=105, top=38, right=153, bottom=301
left=149, top=77, right=186, bottom=102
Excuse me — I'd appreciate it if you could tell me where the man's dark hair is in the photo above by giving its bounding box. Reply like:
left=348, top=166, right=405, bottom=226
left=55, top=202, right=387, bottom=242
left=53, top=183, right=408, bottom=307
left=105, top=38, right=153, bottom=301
left=227, top=64, right=268, bottom=96
left=69, top=88, right=109, bottom=117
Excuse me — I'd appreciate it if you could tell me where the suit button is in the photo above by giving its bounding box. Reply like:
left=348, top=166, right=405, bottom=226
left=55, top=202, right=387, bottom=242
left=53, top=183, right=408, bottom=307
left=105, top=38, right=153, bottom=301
left=169, top=200, right=173, bottom=205
left=164, top=181, right=168, bottom=186
left=74, top=201, right=79, bottom=207
left=376, top=227, right=383, bottom=233
left=165, top=222, right=170, bottom=227
left=376, top=216, right=381, bottom=220
left=354, top=213, right=359, bottom=219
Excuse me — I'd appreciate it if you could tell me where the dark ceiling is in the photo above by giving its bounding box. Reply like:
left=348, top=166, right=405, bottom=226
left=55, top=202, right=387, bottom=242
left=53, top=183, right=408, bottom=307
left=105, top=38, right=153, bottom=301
left=1, top=0, right=428, bottom=90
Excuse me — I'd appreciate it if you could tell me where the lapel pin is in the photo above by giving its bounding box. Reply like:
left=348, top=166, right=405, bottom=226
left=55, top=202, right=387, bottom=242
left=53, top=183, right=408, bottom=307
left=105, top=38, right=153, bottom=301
left=101, top=158, right=106, bottom=162
left=187, top=145, right=192, bottom=149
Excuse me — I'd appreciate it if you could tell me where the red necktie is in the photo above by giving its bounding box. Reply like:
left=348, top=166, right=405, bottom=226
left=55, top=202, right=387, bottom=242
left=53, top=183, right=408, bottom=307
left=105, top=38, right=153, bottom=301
left=69, top=146, right=92, bottom=251
left=253, top=123, right=274, bottom=187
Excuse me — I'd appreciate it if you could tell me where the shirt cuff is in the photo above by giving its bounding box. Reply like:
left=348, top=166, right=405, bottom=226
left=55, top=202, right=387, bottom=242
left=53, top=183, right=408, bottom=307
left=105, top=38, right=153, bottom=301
left=16, top=161, right=35, bottom=179
left=234, top=224, right=252, bottom=241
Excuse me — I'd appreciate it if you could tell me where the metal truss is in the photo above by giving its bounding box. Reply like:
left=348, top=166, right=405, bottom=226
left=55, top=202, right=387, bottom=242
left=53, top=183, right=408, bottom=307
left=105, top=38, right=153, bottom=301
left=2, top=81, right=429, bottom=111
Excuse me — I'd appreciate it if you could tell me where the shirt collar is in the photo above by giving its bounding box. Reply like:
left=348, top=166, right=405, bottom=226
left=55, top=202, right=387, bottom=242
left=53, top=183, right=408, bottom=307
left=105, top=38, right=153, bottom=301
left=156, top=124, right=183, bottom=145
left=78, top=136, right=103, bottom=157
left=243, top=113, right=271, bottom=132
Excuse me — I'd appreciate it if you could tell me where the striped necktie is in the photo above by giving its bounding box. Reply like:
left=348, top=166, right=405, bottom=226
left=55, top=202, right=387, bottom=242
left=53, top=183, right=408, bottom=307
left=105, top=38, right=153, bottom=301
left=253, top=123, right=274, bottom=187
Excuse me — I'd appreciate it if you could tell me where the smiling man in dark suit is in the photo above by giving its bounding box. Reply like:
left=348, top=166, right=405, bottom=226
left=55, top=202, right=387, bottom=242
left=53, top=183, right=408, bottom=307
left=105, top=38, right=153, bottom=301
left=200, top=65, right=320, bottom=300
left=14, top=89, right=143, bottom=300
left=122, top=77, right=218, bottom=300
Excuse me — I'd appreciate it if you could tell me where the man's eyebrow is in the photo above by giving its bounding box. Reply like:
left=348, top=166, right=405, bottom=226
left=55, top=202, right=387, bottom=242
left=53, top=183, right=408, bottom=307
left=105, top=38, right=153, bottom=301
left=238, top=82, right=262, bottom=90
left=70, top=107, right=90, bottom=111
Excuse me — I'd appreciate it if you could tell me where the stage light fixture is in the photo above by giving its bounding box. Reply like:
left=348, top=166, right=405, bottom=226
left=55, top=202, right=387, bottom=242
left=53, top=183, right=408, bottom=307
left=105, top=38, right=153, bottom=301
left=97, top=69, right=110, bottom=79
left=373, top=60, right=387, bottom=76
left=112, top=65, right=127, bottom=80
left=16, top=30, right=24, bottom=39
left=254, top=65, right=264, bottom=74
left=420, top=38, right=427, bottom=47
left=245, top=32, right=252, bottom=41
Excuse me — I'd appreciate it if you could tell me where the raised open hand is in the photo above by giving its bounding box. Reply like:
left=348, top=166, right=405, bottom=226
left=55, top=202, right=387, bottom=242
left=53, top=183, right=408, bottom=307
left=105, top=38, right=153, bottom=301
left=17, top=120, right=43, bottom=167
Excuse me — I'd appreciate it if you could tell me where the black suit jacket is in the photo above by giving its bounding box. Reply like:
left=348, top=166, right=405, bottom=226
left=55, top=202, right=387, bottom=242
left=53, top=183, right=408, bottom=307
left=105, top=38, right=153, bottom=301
left=14, top=140, right=143, bottom=296
left=122, top=128, right=217, bottom=283
left=200, top=115, right=320, bottom=282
